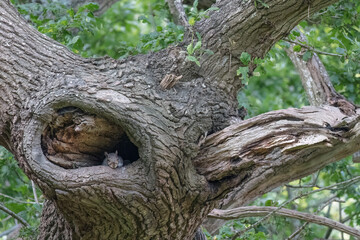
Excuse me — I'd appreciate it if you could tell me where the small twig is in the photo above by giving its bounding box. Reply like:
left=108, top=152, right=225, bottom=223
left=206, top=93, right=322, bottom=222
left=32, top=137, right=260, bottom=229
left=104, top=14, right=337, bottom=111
left=0, top=203, right=29, bottom=227
left=1, top=215, right=12, bottom=223
left=284, top=39, right=343, bottom=57
left=285, top=184, right=320, bottom=188
left=230, top=175, right=360, bottom=239
left=209, top=205, right=360, bottom=239
left=0, top=192, right=40, bottom=205
left=312, top=170, right=320, bottom=185
left=31, top=180, right=39, bottom=204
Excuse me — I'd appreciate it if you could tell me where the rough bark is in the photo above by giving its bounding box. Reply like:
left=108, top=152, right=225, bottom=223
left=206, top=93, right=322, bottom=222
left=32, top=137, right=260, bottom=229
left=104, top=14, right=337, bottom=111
left=1, top=0, right=358, bottom=239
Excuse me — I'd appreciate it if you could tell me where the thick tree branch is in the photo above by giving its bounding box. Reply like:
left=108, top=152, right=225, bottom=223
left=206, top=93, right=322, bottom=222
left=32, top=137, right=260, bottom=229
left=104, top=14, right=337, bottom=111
left=208, top=206, right=360, bottom=238
left=166, top=0, right=189, bottom=27
left=195, top=106, right=360, bottom=202
left=284, top=29, right=356, bottom=115
left=285, top=27, right=360, bottom=172
left=193, top=0, right=340, bottom=95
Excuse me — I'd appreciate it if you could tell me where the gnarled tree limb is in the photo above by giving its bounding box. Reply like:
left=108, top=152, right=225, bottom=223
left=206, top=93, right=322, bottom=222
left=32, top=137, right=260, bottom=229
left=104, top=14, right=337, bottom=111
left=195, top=106, right=360, bottom=203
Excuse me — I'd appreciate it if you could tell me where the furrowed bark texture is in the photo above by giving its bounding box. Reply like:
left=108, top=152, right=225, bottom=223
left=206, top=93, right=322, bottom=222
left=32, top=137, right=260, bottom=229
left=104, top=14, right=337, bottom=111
left=2, top=0, right=358, bottom=239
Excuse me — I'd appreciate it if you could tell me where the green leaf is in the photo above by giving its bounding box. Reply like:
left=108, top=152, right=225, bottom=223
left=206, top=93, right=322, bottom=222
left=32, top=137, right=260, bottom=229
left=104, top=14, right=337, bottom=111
left=302, top=51, right=313, bottom=61
left=293, top=31, right=300, bottom=37
left=193, top=0, right=198, bottom=10
left=67, top=36, right=80, bottom=46
left=188, top=17, right=196, bottom=26
left=293, top=45, right=302, bottom=52
left=204, top=49, right=214, bottom=55
left=78, top=3, right=99, bottom=13
left=194, top=41, right=202, bottom=51
left=336, top=47, right=346, bottom=54
left=67, top=9, right=75, bottom=18
left=138, top=15, right=150, bottom=24
left=196, top=32, right=202, bottom=41
left=240, top=52, right=251, bottom=65
left=237, top=66, right=249, bottom=84
left=187, top=43, right=194, bottom=55
left=186, top=55, right=200, bottom=66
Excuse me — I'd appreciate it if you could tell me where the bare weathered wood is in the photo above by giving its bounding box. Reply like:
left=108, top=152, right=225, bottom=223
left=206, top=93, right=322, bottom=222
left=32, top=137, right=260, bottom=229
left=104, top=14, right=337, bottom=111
left=284, top=29, right=356, bottom=115
left=195, top=106, right=360, bottom=203
left=285, top=29, right=360, bottom=166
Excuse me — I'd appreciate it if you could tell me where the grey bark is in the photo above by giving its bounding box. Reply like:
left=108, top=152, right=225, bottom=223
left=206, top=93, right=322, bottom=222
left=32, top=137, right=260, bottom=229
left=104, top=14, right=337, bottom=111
left=1, top=0, right=358, bottom=239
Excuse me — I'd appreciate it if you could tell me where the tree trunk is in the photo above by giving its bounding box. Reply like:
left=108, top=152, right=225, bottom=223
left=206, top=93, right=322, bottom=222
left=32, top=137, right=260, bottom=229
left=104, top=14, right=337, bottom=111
left=1, top=0, right=358, bottom=239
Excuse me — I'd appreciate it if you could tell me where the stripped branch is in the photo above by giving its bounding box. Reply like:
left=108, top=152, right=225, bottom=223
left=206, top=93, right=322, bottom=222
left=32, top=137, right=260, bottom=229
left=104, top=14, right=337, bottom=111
left=208, top=206, right=360, bottom=238
left=226, top=175, right=360, bottom=239
left=166, top=0, right=190, bottom=27
left=0, top=192, right=41, bottom=205
left=0, top=203, right=30, bottom=227
left=284, top=28, right=356, bottom=114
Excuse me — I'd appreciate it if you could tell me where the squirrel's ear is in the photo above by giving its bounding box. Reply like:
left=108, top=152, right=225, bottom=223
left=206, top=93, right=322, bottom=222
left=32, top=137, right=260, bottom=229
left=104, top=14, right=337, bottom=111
left=105, top=152, right=108, bottom=157
left=115, top=150, right=118, bottom=155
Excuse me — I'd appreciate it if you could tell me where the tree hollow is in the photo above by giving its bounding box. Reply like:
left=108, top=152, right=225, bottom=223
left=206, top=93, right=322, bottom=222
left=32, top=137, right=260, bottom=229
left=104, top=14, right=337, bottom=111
left=41, top=107, right=139, bottom=169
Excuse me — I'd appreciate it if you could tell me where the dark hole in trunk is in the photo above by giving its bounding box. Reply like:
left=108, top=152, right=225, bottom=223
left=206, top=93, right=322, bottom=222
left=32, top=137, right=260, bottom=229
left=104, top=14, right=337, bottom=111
left=115, top=134, right=139, bottom=164
left=41, top=107, right=139, bottom=169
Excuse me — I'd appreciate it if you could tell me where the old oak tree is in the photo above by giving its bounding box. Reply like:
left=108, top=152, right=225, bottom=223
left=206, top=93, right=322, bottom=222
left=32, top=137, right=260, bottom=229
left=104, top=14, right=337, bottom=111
left=0, top=0, right=359, bottom=239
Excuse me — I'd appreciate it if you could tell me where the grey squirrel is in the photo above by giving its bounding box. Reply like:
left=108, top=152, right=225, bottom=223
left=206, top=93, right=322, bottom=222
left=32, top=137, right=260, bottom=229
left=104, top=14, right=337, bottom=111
left=102, top=151, right=124, bottom=169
